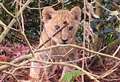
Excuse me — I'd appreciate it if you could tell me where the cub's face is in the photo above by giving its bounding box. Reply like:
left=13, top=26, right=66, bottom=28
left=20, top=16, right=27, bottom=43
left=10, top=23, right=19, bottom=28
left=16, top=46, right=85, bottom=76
left=42, top=7, right=81, bottom=44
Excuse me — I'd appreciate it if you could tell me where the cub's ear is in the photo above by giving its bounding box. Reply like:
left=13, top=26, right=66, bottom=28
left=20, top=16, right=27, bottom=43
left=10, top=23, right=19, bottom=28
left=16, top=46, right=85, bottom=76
left=71, top=6, right=81, bottom=21
left=42, top=7, right=55, bottom=22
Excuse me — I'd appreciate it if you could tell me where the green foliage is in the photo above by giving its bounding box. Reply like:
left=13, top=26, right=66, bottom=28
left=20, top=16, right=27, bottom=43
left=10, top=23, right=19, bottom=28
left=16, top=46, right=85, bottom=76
left=105, top=33, right=116, bottom=44
left=62, top=70, right=83, bottom=82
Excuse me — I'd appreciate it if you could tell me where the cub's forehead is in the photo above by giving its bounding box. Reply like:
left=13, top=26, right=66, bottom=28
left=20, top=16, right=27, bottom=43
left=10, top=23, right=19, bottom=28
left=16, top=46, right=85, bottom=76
left=56, top=10, right=72, bottom=16
left=51, top=10, right=74, bottom=23
left=55, top=10, right=73, bottom=18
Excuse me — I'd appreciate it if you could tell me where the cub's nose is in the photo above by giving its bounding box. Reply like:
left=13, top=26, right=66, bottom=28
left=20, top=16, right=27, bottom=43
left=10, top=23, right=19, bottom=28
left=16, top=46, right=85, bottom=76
left=62, top=39, right=68, bottom=44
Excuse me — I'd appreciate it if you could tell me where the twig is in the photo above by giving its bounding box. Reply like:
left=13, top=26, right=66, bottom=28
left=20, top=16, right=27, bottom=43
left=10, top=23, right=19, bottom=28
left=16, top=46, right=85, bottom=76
left=31, top=60, right=100, bottom=82
left=0, top=43, right=120, bottom=79
left=95, top=0, right=120, bottom=20
left=0, top=3, right=15, bottom=17
left=100, top=61, right=120, bottom=78
left=0, top=0, right=32, bottom=43
left=113, top=45, right=120, bottom=57
left=36, top=44, right=120, bottom=61
left=15, top=0, right=60, bottom=10
left=0, top=54, right=32, bottom=71
left=0, top=61, right=19, bottom=67
left=2, top=71, right=18, bottom=82
left=0, top=19, right=20, bottom=32
left=65, top=55, right=95, bottom=63
left=38, top=0, right=42, bottom=47
left=63, top=48, right=74, bottom=57
left=38, top=23, right=68, bottom=48
left=19, top=0, right=36, bottom=58
left=82, top=0, right=89, bottom=81
left=0, top=20, right=7, bottom=30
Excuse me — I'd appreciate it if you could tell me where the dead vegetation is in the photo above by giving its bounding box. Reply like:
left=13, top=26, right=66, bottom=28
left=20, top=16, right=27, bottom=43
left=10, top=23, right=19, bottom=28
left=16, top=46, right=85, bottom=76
left=0, top=0, right=120, bottom=82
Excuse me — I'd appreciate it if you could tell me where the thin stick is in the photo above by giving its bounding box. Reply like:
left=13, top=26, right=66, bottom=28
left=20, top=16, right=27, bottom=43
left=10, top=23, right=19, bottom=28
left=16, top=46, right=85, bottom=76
left=36, top=44, right=120, bottom=61
left=113, top=45, right=120, bottom=57
left=31, top=60, right=100, bottom=82
left=0, top=0, right=32, bottom=43
left=38, top=23, right=68, bottom=48
left=0, top=3, right=15, bottom=17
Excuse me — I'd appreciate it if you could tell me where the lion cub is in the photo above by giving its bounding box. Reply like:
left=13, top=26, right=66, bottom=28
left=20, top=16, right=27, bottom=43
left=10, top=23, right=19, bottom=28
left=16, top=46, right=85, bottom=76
left=30, top=6, right=81, bottom=82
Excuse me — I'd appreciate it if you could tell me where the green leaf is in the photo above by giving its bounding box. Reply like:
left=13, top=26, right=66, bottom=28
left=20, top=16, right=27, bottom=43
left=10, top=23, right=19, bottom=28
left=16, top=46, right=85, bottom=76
left=62, top=70, right=83, bottom=82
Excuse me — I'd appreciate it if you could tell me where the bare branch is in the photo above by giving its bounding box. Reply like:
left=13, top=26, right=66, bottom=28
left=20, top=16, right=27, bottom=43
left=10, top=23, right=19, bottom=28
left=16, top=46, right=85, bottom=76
left=0, top=0, right=32, bottom=43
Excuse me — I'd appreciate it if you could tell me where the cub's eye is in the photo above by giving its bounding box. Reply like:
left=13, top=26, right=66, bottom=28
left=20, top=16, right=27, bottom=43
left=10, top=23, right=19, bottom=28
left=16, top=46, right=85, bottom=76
left=68, top=26, right=73, bottom=31
left=55, top=25, right=60, bottom=30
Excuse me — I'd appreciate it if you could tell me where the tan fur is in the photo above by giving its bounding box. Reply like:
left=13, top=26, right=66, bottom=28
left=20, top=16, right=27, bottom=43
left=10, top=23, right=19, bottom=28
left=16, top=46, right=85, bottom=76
left=30, top=6, right=81, bottom=82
